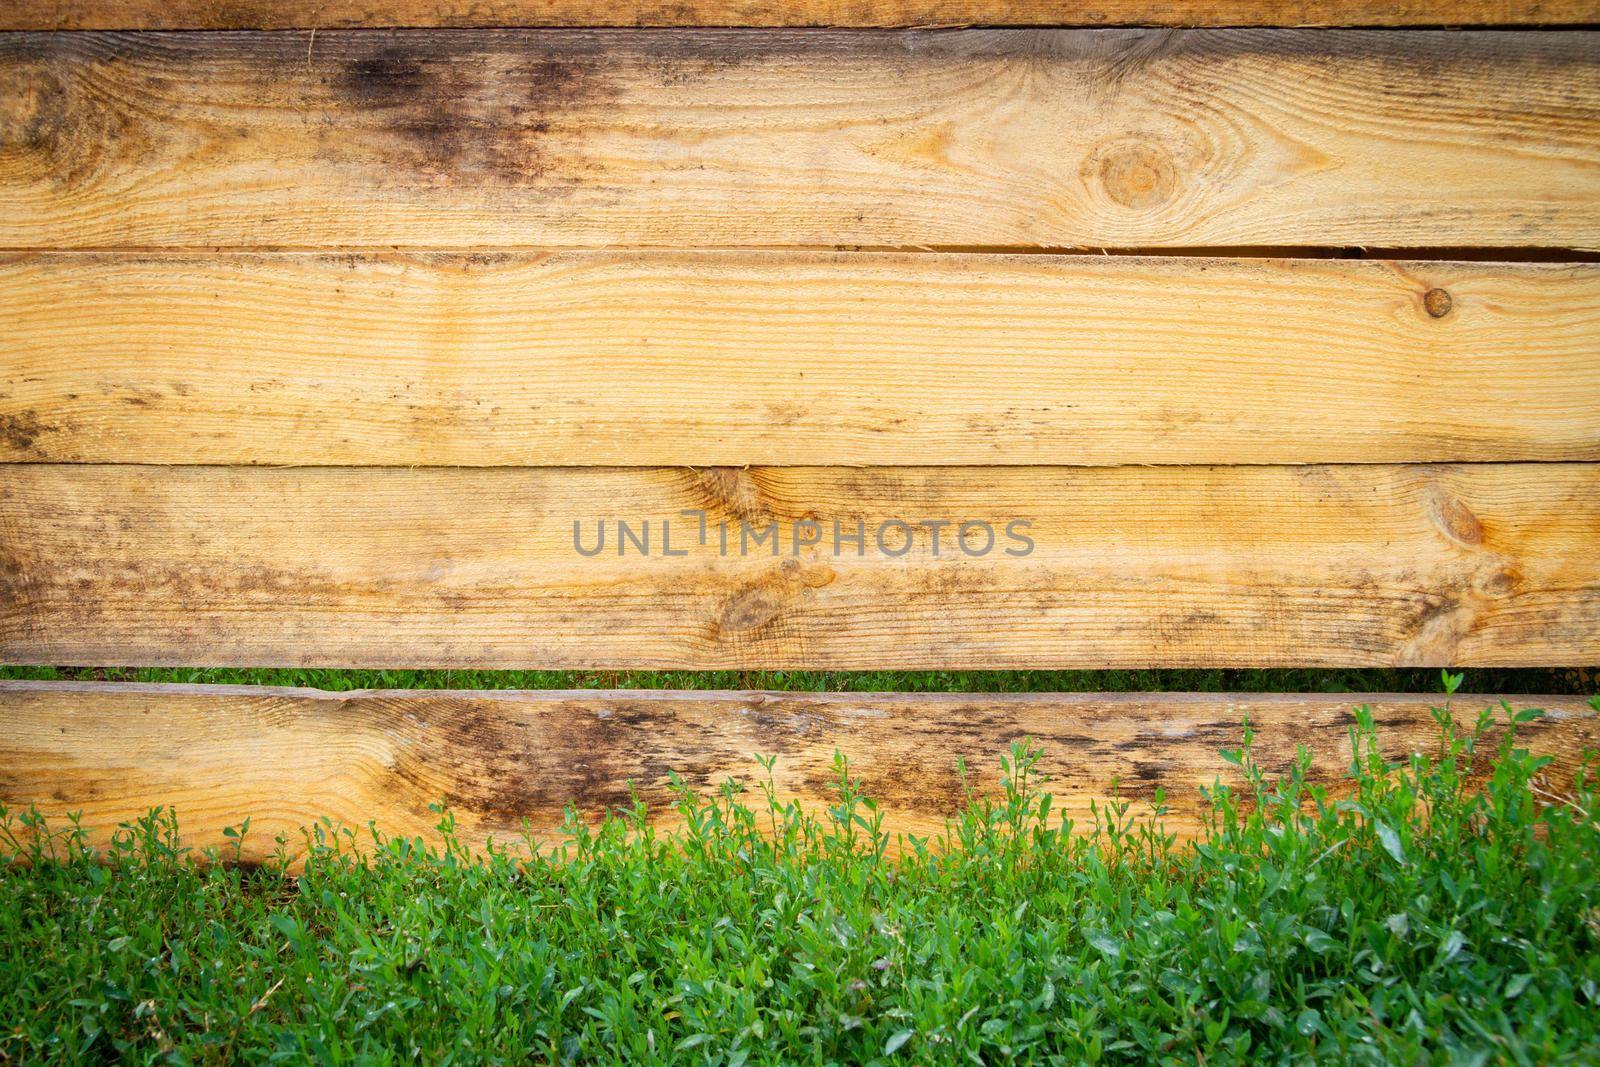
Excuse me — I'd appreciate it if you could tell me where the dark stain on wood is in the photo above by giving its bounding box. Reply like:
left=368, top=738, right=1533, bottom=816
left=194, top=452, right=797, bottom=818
left=328, top=38, right=617, bottom=187
left=4, top=686, right=1597, bottom=865
left=0, top=36, right=131, bottom=192
left=338, top=49, right=431, bottom=110
left=0, top=410, right=46, bottom=453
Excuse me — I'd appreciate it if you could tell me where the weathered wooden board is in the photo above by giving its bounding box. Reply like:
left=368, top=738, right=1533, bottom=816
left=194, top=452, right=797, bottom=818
left=5, top=252, right=1597, bottom=466
left=7, top=0, right=1597, bottom=30
left=4, top=30, right=1598, bottom=250
left=3, top=463, right=1595, bottom=668
left=1, top=682, right=1592, bottom=860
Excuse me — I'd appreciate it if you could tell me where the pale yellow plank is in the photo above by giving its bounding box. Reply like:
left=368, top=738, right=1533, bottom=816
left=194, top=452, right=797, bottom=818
left=2, top=682, right=1593, bottom=860
left=2, top=464, right=1595, bottom=668
left=4, top=252, right=1597, bottom=465
left=3, top=30, right=1598, bottom=249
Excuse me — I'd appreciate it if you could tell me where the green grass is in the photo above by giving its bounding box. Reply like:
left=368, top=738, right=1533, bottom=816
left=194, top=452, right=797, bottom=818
left=3, top=696, right=1597, bottom=1064
left=2, top=665, right=1595, bottom=694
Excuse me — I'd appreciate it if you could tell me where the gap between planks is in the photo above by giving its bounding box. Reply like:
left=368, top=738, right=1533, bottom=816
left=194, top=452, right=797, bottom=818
left=2, top=247, right=1600, bottom=260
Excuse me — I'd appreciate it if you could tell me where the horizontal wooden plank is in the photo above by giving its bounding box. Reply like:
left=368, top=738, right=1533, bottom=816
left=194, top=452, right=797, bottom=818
left=5, top=252, right=1597, bottom=466
left=2, top=463, right=1595, bottom=668
left=3, top=30, right=1597, bottom=250
left=2, top=682, right=1593, bottom=859
left=7, top=0, right=1598, bottom=30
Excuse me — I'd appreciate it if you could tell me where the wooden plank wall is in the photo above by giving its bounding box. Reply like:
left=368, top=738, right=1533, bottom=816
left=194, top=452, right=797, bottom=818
left=5, top=254, right=1597, bottom=466
left=0, top=2, right=1596, bottom=848
left=3, top=31, right=1598, bottom=250
left=5, top=464, right=1598, bottom=668
left=4, top=683, right=1596, bottom=858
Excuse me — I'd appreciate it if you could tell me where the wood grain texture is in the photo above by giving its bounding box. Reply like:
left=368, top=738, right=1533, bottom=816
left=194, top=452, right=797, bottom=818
left=4, top=30, right=1598, bottom=250
left=3, top=464, right=1595, bottom=669
left=7, top=0, right=1598, bottom=30
left=2, top=682, right=1593, bottom=860
left=5, top=252, right=1597, bottom=466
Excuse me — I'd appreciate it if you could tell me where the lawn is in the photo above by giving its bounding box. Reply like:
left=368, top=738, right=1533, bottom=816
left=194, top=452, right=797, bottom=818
left=2, top=691, right=1597, bottom=1064
left=1, top=665, right=1594, bottom=695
